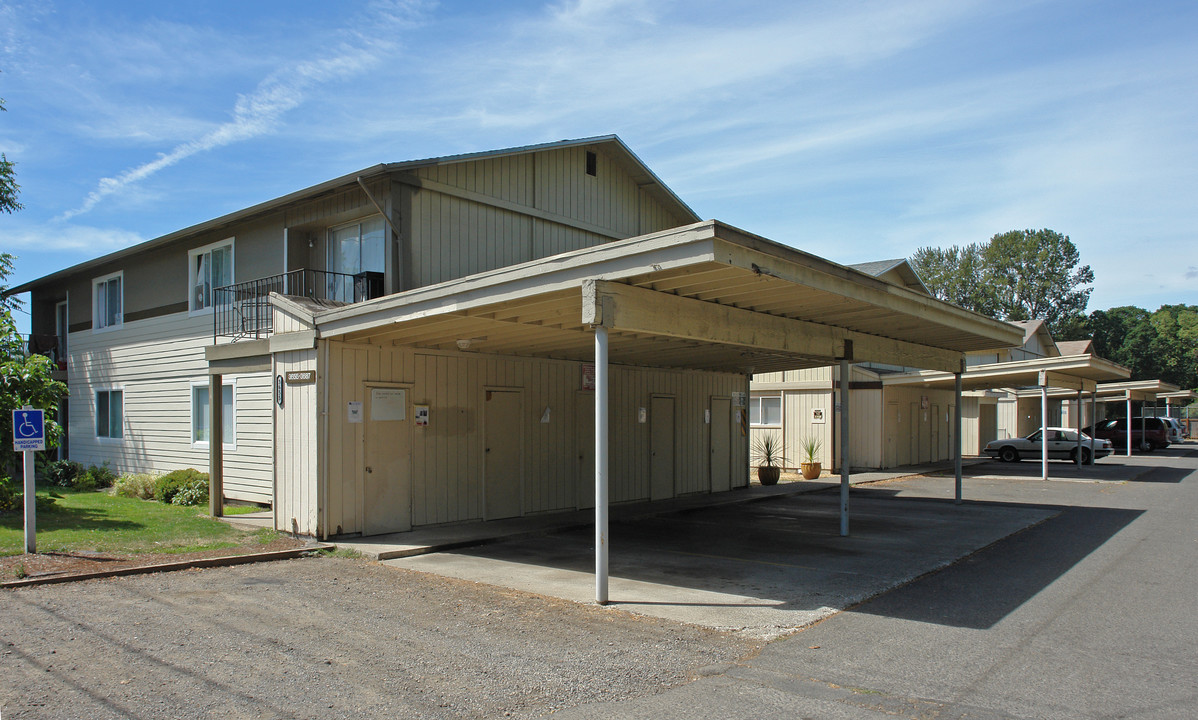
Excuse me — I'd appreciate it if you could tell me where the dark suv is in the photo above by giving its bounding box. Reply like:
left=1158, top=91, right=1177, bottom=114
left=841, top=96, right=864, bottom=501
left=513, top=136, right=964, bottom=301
left=1085, top=417, right=1171, bottom=452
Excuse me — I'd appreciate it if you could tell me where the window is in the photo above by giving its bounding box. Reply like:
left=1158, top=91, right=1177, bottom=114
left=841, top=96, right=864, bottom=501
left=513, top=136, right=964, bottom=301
left=327, top=217, right=385, bottom=301
left=95, top=389, right=123, bottom=439
left=189, top=239, right=234, bottom=313
left=92, top=272, right=123, bottom=330
left=585, top=150, right=597, bottom=176
left=749, top=395, right=782, bottom=427
left=191, top=381, right=234, bottom=447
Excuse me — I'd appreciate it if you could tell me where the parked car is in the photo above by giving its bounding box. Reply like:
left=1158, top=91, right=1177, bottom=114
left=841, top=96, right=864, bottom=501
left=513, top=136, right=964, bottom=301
left=984, top=427, right=1113, bottom=464
left=1160, top=417, right=1186, bottom=444
left=1084, top=417, right=1171, bottom=452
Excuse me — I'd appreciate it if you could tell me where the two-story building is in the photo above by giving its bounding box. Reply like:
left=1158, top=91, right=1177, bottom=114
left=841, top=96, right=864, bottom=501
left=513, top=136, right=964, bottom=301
left=12, top=136, right=1024, bottom=540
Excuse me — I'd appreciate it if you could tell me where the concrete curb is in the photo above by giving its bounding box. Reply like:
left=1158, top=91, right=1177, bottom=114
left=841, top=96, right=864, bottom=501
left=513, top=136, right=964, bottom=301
left=2, top=544, right=331, bottom=589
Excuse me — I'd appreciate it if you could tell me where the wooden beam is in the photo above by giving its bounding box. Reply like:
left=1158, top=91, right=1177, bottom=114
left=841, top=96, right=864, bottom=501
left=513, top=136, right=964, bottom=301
left=583, top=280, right=965, bottom=374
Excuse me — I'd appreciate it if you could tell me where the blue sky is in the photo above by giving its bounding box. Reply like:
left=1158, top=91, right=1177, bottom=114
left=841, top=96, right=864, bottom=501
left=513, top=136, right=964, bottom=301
left=2, top=0, right=1196, bottom=332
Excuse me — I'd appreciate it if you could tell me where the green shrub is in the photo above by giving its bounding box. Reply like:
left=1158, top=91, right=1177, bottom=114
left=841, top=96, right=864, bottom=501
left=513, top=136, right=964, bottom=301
left=170, top=477, right=209, bottom=507
left=112, top=473, right=159, bottom=500
left=0, top=476, right=16, bottom=512
left=43, top=459, right=85, bottom=487
left=73, top=464, right=117, bottom=492
left=155, top=468, right=208, bottom=504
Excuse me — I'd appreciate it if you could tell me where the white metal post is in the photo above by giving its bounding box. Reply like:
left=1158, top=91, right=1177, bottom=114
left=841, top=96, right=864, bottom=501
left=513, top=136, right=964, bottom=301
left=1126, top=396, right=1132, bottom=457
left=839, top=359, right=850, bottom=537
left=954, top=372, right=963, bottom=503
left=594, top=326, right=609, bottom=605
left=1040, top=383, right=1048, bottom=481
left=24, top=448, right=35, bottom=553
left=1075, top=391, right=1083, bottom=465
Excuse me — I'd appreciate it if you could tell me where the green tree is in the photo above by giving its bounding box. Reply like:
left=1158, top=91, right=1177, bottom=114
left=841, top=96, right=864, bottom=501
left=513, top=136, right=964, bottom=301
left=912, top=228, right=1094, bottom=336
left=0, top=252, right=22, bottom=312
left=0, top=88, right=22, bottom=215
left=1, top=310, right=68, bottom=478
left=910, top=244, right=994, bottom=315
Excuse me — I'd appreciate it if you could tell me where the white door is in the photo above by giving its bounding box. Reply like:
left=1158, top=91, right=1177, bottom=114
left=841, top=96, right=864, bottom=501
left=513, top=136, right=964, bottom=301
left=650, top=396, right=675, bottom=501
left=485, top=390, right=523, bottom=519
left=710, top=397, right=731, bottom=493
left=364, top=385, right=412, bottom=535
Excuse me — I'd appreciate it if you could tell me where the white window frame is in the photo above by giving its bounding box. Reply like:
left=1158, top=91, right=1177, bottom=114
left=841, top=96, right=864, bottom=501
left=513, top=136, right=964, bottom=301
left=94, top=386, right=124, bottom=442
left=188, top=238, right=235, bottom=316
left=749, top=394, right=783, bottom=428
left=190, top=378, right=237, bottom=450
left=92, top=271, right=123, bottom=332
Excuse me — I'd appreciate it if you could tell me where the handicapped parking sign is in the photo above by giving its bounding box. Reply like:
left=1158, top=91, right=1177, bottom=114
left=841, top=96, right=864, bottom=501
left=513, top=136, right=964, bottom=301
left=13, top=408, right=46, bottom=451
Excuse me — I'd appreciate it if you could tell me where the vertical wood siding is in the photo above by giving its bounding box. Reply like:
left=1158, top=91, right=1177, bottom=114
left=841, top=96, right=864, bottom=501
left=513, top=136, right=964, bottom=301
left=316, top=342, right=745, bottom=536
left=275, top=348, right=319, bottom=534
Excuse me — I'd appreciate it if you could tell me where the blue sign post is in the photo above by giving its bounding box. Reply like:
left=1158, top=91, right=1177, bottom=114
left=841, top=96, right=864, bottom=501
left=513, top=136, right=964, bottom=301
left=12, top=407, right=45, bottom=554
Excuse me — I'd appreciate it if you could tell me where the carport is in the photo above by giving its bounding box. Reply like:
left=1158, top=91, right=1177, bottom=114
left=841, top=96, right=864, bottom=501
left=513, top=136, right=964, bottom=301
left=292, top=221, right=1023, bottom=603
left=1093, top=380, right=1182, bottom=454
left=885, top=354, right=1129, bottom=483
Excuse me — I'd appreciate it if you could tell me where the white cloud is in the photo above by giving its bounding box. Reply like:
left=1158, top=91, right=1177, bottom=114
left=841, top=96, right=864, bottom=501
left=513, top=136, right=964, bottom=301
left=5, top=223, right=146, bottom=252
left=59, top=0, right=429, bottom=219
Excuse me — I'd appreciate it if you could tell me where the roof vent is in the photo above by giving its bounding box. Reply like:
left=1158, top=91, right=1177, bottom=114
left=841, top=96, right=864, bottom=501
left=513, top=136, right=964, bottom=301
left=585, top=150, right=597, bottom=177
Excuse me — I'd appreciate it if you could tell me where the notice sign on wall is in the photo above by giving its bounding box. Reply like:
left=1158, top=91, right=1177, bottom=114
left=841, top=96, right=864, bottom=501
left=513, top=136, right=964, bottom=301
left=347, top=401, right=363, bottom=423
left=370, top=388, right=407, bottom=421
left=581, top=363, right=596, bottom=390
left=812, top=408, right=826, bottom=424
left=731, top=392, right=747, bottom=407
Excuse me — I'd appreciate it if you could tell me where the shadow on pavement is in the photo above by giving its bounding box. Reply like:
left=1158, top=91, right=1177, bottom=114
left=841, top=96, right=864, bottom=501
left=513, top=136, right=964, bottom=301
left=851, top=503, right=1143, bottom=629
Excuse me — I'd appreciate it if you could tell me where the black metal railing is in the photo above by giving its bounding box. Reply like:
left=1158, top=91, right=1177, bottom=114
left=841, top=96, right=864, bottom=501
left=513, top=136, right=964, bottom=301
left=213, top=269, right=383, bottom=341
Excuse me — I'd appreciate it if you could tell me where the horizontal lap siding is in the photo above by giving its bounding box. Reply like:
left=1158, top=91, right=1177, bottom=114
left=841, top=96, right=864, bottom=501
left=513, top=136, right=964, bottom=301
left=321, top=342, right=746, bottom=536
left=68, top=314, right=273, bottom=502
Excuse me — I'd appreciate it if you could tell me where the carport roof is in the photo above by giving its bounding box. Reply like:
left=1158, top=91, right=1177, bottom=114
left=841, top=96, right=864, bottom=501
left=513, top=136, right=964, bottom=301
left=882, top=353, right=1131, bottom=393
left=1094, top=379, right=1181, bottom=402
left=284, top=221, right=1024, bottom=375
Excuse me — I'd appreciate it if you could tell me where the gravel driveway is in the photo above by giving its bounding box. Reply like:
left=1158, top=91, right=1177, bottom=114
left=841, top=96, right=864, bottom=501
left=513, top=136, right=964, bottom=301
left=0, top=557, right=755, bottom=719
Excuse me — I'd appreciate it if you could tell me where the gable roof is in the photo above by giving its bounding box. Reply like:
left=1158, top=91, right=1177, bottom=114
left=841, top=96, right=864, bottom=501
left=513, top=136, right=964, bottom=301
left=849, top=259, right=930, bottom=295
left=1008, top=319, right=1060, bottom=357
left=1056, top=339, right=1093, bottom=355
left=8, top=135, right=700, bottom=296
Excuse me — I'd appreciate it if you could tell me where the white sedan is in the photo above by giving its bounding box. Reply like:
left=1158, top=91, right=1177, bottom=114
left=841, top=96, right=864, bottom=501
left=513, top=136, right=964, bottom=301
left=984, top=427, right=1113, bottom=464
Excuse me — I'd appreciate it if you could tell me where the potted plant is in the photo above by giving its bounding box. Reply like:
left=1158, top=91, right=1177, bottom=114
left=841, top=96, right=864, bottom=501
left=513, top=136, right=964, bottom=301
left=751, top=432, right=786, bottom=486
left=799, top=436, right=822, bottom=480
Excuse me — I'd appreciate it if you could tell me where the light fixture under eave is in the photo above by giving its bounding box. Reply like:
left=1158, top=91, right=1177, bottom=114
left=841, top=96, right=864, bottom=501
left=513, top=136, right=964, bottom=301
left=455, top=337, right=486, bottom=351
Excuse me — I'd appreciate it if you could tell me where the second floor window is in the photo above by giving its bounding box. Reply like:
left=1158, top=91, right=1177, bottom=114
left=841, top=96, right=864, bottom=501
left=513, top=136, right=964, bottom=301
left=93, top=272, right=123, bottom=330
left=190, top=240, right=234, bottom=312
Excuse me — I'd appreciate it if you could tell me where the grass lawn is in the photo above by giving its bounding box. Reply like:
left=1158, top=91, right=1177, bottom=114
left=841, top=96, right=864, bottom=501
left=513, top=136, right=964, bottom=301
left=0, top=487, right=277, bottom=557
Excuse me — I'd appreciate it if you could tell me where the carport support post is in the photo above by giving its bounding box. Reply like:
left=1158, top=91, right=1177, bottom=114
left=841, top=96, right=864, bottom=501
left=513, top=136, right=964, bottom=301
left=1040, top=378, right=1048, bottom=482
left=839, top=359, right=850, bottom=537
left=594, top=326, right=609, bottom=605
left=954, top=372, right=963, bottom=504
left=209, top=373, right=224, bottom=518
left=1075, top=390, right=1083, bottom=464
left=1125, top=396, right=1132, bottom=457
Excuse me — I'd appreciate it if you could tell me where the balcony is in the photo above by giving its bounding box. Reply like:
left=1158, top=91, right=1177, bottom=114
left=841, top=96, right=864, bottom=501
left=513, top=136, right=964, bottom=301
left=213, top=269, right=384, bottom=341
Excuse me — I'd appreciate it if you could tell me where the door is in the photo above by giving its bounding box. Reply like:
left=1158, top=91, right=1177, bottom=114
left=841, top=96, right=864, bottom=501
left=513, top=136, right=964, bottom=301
left=885, top=402, right=900, bottom=467
left=364, top=385, right=412, bottom=535
left=908, top=402, right=920, bottom=465
left=485, top=390, right=523, bottom=519
left=650, top=396, right=675, bottom=501
left=931, top=404, right=941, bottom=461
left=710, top=397, right=731, bottom=493
left=576, top=392, right=595, bottom=509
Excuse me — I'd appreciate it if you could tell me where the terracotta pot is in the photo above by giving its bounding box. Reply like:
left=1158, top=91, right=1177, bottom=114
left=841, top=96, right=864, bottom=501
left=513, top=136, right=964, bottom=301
left=757, top=466, right=781, bottom=486
left=800, top=462, right=821, bottom=480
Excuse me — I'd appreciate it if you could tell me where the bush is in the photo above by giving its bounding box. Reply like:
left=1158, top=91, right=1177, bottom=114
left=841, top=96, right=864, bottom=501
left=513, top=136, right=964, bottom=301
left=170, top=478, right=209, bottom=507
left=154, top=468, right=208, bottom=504
left=43, top=459, right=85, bottom=488
left=0, top=476, right=16, bottom=512
left=73, top=464, right=117, bottom=492
left=111, top=473, right=159, bottom=500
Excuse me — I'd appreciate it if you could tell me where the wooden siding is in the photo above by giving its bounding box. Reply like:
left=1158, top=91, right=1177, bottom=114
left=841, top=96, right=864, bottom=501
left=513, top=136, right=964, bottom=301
left=68, top=313, right=272, bottom=502
left=881, top=386, right=958, bottom=466
left=274, top=348, right=319, bottom=535
left=404, top=146, right=692, bottom=290
left=316, top=342, right=746, bottom=536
